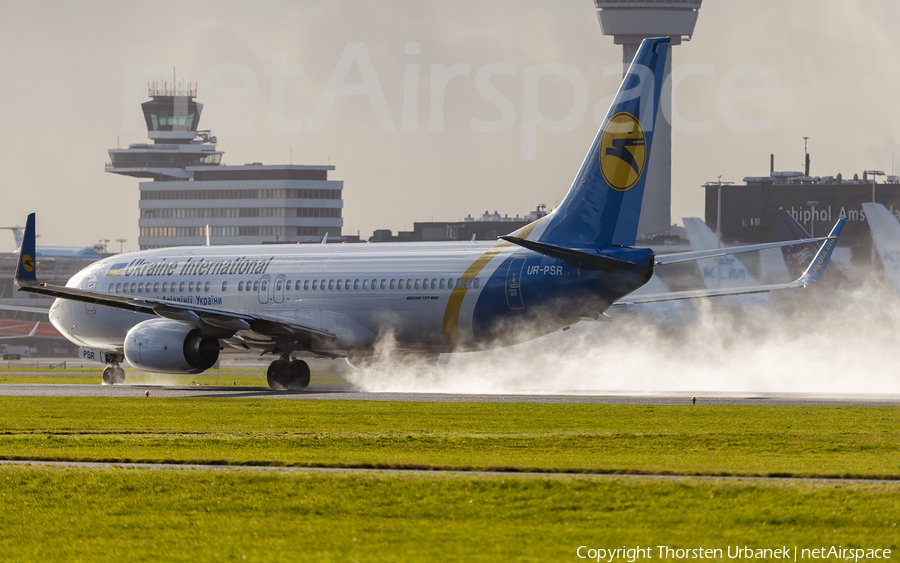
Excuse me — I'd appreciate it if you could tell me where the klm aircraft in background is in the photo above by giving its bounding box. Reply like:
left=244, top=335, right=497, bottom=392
left=13, top=38, right=844, bottom=389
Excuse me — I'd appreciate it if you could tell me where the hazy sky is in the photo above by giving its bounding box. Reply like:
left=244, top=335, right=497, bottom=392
left=1, top=0, right=897, bottom=252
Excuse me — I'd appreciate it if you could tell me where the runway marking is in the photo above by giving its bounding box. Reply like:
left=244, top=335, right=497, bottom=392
left=2, top=460, right=899, bottom=485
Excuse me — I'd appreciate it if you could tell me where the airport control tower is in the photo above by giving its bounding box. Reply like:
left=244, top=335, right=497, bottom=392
left=593, top=0, right=702, bottom=239
left=106, top=82, right=222, bottom=181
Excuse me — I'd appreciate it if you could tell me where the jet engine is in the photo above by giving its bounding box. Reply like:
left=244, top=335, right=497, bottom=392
left=124, top=319, right=220, bottom=374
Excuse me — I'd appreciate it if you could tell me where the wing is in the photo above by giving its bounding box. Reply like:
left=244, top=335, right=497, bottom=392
left=618, top=218, right=845, bottom=306
left=0, top=304, right=51, bottom=314
left=0, top=322, right=41, bottom=340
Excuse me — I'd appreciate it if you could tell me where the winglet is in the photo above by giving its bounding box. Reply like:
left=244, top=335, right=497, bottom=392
left=797, top=217, right=846, bottom=286
left=14, top=213, right=38, bottom=287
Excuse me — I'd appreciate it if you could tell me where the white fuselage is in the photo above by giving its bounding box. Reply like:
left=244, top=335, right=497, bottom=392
left=48, top=240, right=590, bottom=357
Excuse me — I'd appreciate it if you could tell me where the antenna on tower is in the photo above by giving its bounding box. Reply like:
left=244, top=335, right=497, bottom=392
left=803, top=136, right=810, bottom=177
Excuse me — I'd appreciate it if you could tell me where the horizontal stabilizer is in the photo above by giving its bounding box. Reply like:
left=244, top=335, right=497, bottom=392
left=618, top=218, right=846, bottom=306
left=655, top=236, right=829, bottom=266
left=500, top=236, right=636, bottom=271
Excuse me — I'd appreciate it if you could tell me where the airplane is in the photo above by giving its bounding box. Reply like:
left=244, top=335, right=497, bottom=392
left=863, top=202, right=900, bottom=295
left=13, top=38, right=845, bottom=389
left=1, top=225, right=101, bottom=258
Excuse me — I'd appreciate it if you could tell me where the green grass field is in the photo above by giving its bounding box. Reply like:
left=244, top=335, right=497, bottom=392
left=0, top=398, right=898, bottom=478
left=0, top=396, right=897, bottom=560
left=0, top=465, right=897, bottom=562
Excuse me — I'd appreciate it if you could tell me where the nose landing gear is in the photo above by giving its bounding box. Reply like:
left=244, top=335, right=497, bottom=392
left=266, top=358, right=311, bottom=390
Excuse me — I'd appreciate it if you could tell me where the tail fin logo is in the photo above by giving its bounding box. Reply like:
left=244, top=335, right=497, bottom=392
left=21, top=254, right=35, bottom=273
left=599, top=112, right=646, bottom=192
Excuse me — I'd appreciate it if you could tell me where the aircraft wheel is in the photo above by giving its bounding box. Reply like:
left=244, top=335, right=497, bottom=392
left=102, top=367, right=114, bottom=385
left=266, top=359, right=289, bottom=390
left=113, top=367, right=125, bottom=384
left=287, top=360, right=311, bottom=389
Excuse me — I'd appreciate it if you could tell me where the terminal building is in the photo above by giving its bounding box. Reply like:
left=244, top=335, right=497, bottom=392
left=704, top=155, right=900, bottom=264
left=107, top=83, right=343, bottom=249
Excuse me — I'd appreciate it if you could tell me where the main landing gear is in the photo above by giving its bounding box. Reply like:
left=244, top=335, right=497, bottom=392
left=102, top=365, right=125, bottom=385
left=266, top=358, right=311, bottom=390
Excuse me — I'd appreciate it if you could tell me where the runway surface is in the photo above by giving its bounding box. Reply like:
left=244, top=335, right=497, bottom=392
left=1, top=383, right=899, bottom=406
left=2, top=459, right=898, bottom=484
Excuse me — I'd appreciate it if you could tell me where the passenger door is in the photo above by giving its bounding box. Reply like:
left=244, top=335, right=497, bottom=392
left=273, top=274, right=285, bottom=304
left=258, top=275, right=270, bottom=304
left=505, top=257, right=526, bottom=310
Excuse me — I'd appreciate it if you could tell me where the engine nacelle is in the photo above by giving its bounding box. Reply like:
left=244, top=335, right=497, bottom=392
left=124, top=319, right=220, bottom=374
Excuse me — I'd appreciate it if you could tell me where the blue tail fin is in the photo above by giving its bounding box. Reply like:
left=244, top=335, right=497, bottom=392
left=511, top=37, right=669, bottom=248
left=14, top=213, right=38, bottom=287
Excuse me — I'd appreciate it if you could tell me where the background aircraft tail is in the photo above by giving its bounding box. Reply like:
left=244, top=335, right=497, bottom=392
left=863, top=202, right=900, bottom=295
left=509, top=37, right=669, bottom=249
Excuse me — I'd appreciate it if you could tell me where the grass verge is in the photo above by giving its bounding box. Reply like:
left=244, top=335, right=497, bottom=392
left=0, top=465, right=897, bottom=563
left=0, top=398, right=898, bottom=479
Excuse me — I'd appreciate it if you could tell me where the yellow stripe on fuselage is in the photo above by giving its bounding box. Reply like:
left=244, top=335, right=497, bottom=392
left=441, top=218, right=542, bottom=349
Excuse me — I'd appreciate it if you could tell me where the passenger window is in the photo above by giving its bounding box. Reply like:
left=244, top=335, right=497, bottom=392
left=320, top=279, right=326, bottom=289
left=260, top=280, right=266, bottom=291
left=296, top=280, right=302, bottom=291
left=465, top=278, right=471, bottom=289
left=303, top=280, right=309, bottom=290
left=431, top=279, right=437, bottom=289
left=406, top=279, right=413, bottom=289
left=238, top=281, right=244, bottom=291
left=354, top=279, right=360, bottom=290
left=162, top=282, right=167, bottom=292
left=108, top=284, right=114, bottom=293
left=179, top=282, right=185, bottom=292
left=414, top=279, right=421, bottom=289
left=439, top=279, right=445, bottom=289
left=363, top=279, right=369, bottom=290
left=276, top=280, right=283, bottom=291
left=346, top=279, right=351, bottom=289
left=312, top=280, right=318, bottom=290
left=285, top=280, right=290, bottom=290
left=153, top=282, right=160, bottom=292
left=253, top=281, right=259, bottom=291
left=137, top=283, right=144, bottom=293
left=390, top=279, right=395, bottom=290
left=328, top=279, right=334, bottom=290
left=116, top=283, right=121, bottom=293
left=456, top=279, right=462, bottom=289
left=188, top=282, right=194, bottom=292
left=336, top=279, right=342, bottom=290
left=473, top=278, right=480, bottom=289
left=222, top=281, right=228, bottom=292
left=380, top=279, right=386, bottom=289
left=204, top=281, right=210, bottom=292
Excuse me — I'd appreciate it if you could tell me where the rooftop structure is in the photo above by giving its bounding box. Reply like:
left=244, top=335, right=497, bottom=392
left=593, top=0, right=702, bottom=238
left=106, top=83, right=223, bottom=181
left=703, top=155, right=900, bottom=264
